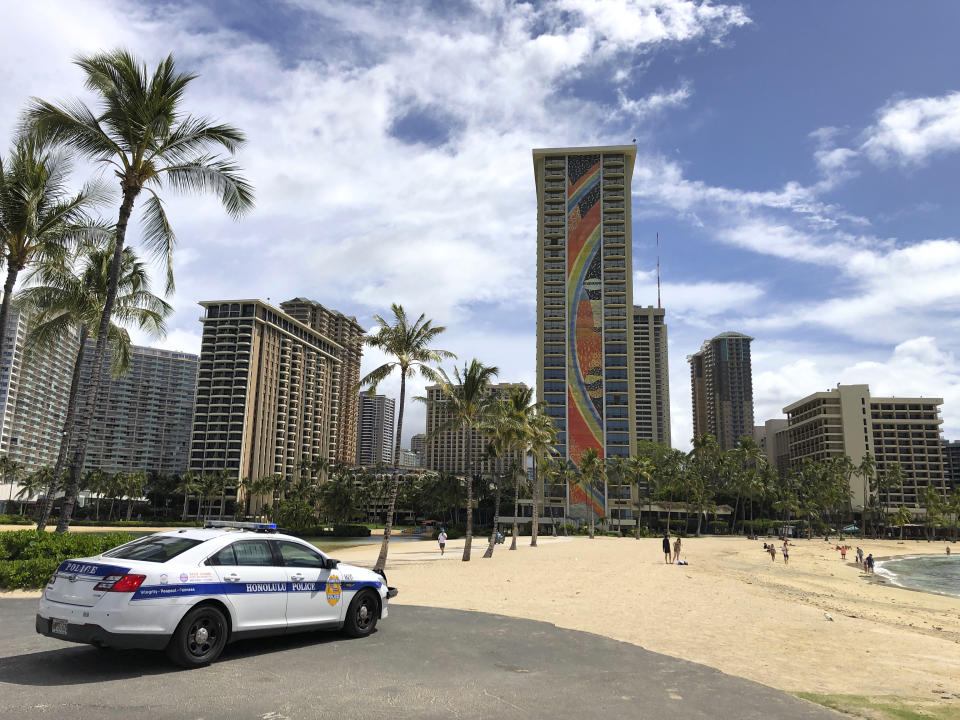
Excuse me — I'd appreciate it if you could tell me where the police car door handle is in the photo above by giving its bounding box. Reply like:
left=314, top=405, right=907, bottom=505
left=290, top=573, right=305, bottom=582
left=224, top=573, right=241, bottom=582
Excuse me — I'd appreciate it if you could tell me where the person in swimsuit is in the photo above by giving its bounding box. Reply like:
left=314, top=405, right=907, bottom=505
left=673, top=536, right=682, bottom=563
left=662, top=533, right=671, bottom=564
left=782, top=542, right=789, bottom=565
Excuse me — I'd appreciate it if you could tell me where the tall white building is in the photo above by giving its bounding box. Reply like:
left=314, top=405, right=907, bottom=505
left=356, top=394, right=395, bottom=467
left=0, top=302, right=79, bottom=474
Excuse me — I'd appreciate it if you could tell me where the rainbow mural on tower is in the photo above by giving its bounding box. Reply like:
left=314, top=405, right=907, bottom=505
left=566, top=154, right=605, bottom=520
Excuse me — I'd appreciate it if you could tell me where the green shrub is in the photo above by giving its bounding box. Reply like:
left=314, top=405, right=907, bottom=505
left=0, top=558, right=60, bottom=589
left=0, top=530, right=136, bottom=589
left=0, top=514, right=32, bottom=525
left=263, top=500, right=316, bottom=532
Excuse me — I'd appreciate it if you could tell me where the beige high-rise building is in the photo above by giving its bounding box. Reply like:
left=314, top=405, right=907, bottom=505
left=688, top=332, right=754, bottom=451
left=754, top=418, right=790, bottom=477
left=423, top=382, right=526, bottom=475
left=0, top=302, right=79, bottom=475
left=784, top=384, right=948, bottom=511
left=280, top=298, right=365, bottom=467
left=189, top=300, right=344, bottom=488
left=633, top=305, right=670, bottom=447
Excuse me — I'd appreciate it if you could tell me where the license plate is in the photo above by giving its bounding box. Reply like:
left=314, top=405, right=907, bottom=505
left=51, top=619, right=68, bottom=636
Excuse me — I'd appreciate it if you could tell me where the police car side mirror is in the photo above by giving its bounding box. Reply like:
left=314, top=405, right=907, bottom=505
left=325, top=558, right=339, bottom=570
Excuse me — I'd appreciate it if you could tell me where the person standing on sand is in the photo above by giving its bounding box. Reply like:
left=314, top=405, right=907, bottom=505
left=673, top=536, right=682, bottom=563
left=782, top=541, right=789, bottom=565
left=769, top=544, right=776, bottom=562
left=856, top=546, right=863, bottom=564
left=662, top=533, right=671, bottom=564
left=438, top=529, right=447, bottom=556
left=866, top=553, right=874, bottom=573
left=840, top=545, right=847, bottom=560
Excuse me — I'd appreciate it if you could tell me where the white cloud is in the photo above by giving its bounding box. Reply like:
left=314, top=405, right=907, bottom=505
left=861, top=91, right=960, bottom=165
left=633, top=270, right=764, bottom=316
left=618, top=81, right=692, bottom=121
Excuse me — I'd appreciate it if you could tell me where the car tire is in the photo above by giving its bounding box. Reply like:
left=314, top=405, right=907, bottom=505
left=342, top=591, right=378, bottom=638
left=165, top=605, right=228, bottom=668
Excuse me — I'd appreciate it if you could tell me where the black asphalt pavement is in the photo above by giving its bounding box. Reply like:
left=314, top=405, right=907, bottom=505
left=0, top=599, right=840, bottom=720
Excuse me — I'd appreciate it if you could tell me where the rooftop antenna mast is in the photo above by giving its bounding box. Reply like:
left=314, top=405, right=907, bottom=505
left=656, top=232, right=661, bottom=309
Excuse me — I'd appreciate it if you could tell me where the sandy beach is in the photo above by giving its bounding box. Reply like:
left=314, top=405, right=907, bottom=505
left=4, top=527, right=958, bottom=712
left=334, top=533, right=960, bottom=708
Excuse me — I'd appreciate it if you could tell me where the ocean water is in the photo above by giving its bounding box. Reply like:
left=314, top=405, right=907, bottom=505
left=874, top=554, right=960, bottom=598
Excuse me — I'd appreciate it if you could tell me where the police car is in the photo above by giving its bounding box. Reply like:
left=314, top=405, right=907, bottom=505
left=36, top=522, right=398, bottom=667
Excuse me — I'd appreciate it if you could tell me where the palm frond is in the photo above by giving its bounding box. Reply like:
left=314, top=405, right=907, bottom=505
left=159, top=156, right=254, bottom=219
left=140, top=190, right=176, bottom=293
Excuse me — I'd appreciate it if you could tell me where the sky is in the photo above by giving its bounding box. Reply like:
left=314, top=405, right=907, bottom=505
left=3, top=0, right=960, bottom=450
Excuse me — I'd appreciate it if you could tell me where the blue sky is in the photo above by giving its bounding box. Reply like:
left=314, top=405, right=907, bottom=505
left=4, top=1, right=960, bottom=449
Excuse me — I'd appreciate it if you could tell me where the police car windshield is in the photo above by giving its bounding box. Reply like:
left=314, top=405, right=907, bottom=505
left=102, top=536, right=203, bottom=563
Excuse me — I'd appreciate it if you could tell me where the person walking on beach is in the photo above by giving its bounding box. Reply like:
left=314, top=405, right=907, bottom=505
left=866, top=553, right=874, bottom=573
left=782, top=541, right=789, bottom=565
left=856, top=546, right=863, bottom=565
left=840, top=545, right=847, bottom=560
left=673, top=536, right=682, bottom=564
left=438, top=529, right=447, bottom=556
left=769, top=544, right=777, bottom=562
left=662, top=533, right=671, bottom=564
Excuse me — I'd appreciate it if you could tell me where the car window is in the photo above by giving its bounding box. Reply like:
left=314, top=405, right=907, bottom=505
left=102, top=536, right=203, bottom=563
left=231, top=540, right=275, bottom=566
left=206, top=545, right=237, bottom=566
left=277, top=541, right=326, bottom=568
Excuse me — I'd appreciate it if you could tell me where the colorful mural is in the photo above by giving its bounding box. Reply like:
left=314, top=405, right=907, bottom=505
left=566, top=154, right=606, bottom=520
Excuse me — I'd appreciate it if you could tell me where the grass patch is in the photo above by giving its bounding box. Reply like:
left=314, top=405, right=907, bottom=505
left=794, top=693, right=959, bottom=720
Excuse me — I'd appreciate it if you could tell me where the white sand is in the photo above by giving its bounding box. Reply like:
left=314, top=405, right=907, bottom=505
left=336, top=534, right=960, bottom=701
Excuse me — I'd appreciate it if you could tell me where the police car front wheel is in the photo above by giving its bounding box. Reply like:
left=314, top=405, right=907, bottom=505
left=343, top=591, right=379, bottom=638
left=166, top=605, right=228, bottom=668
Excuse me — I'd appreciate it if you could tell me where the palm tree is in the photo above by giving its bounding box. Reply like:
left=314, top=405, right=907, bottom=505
left=606, top=456, right=629, bottom=536
left=358, top=303, right=454, bottom=571
left=22, top=242, right=171, bottom=531
left=174, top=471, right=198, bottom=522
left=577, top=447, right=605, bottom=539
left=499, top=387, right=536, bottom=550
left=527, top=411, right=557, bottom=547
left=0, top=131, right=107, bottom=362
left=123, top=470, right=146, bottom=521
left=627, top=455, right=654, bottom=538
left=428, top=359, right=499, bottom=561
left=479, top=398, right=519, bottom=559
left=0, top=456, right=24, bottom=510
left=27, top=49, right=254, bottom=532
left=891, top=505, right=912, bottom=543
left=854, top=452, right=876, bottom=536
left=16, top=466, right=54, bottom=515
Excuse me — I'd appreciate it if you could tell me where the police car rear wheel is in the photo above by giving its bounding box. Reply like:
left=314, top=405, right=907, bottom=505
left=166, top=605, right=228, bottom=667
left=343, top=591, right=378, bottom=638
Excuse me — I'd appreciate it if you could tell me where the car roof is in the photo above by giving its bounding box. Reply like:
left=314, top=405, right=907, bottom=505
left=152, top=528, right=307, bottom=544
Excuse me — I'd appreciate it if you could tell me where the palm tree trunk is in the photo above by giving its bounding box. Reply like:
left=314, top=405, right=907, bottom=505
left=0, top=264, right=21, bottom=363
left=462, top=424, right=474, bottom=561
left=530, top=455, right=539, bottom=548
left=510, top=463, right=520, bottom=550
left=125, top=497, right=134, bottom=521
left=375, top=371, right=406, bottom=572
left=482, top=474, right=501, bottom=558
left=37, top=326, right=88, bottom=530
left=182, top=490, right=189, bottom=521
left=57, top=189, right=138, bottom=533
left=589, top=509, right=595, bottom=539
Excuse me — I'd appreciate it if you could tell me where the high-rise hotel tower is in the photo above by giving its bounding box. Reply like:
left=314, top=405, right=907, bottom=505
left=534, top=146, right=637, bottom=520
